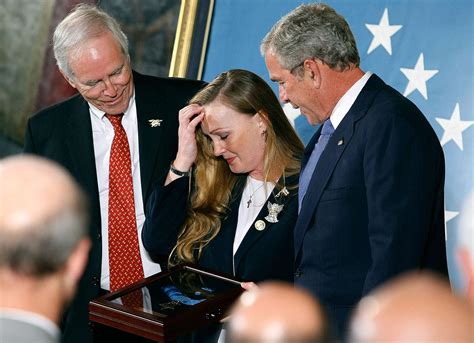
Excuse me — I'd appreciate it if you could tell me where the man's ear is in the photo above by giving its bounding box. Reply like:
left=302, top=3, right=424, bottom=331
left=59, top=69, right=77, bottom=89
left=303, top=59, right=322, bottom=89
left=62, top=237, right=91, bottom=300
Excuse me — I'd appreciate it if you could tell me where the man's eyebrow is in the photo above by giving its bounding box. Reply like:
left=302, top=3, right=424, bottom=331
left=110, top=64, right=124, bottom=75
left=82, top=64, right=124, bottom=85
left=84, top=79, right=100, bottom=86
left=269, top=75, right=280, bottom=82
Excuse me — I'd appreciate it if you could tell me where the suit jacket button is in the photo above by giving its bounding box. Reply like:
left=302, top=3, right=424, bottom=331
left=97, top=233, right=101, bottom=240
left=91, top=276, right=99, bottom=286
left=294, top=269, right=302, bottom=278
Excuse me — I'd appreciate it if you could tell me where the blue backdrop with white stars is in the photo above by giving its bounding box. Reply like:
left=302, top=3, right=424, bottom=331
left=202, top=0, right=473, bottom=292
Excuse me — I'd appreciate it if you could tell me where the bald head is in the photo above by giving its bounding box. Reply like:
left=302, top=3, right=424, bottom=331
left=1, top=155, right=81, bottom=230
left=349, top=272, right=473, bottom=343
left=227, top=282, right=332, bottom=343
left=0, top=155, right=88, bottom=275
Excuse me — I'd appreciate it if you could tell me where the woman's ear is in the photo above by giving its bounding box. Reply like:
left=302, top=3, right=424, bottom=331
left=256, top=111, right=269, bottom=133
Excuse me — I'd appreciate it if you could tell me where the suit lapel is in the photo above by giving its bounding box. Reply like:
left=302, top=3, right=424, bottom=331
left=214, top=177, right=245, bottom=273
left=66, top=99, right=99, bottom=201
left=294, top=117, right=354, bottom=255
left=233, top=177, right=295, bottom=273
left=294, top=74, right=384, bottom=258
left=134, top=75, right=165, bottom=204
left=137, top=108, right=163, bottom=204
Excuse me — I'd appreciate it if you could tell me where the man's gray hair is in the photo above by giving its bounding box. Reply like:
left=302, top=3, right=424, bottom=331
left=260, top=3, right=360, bottom=73
left=53, top=3, right=129, bottom=79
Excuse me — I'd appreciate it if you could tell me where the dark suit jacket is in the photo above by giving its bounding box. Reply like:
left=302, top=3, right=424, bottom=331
left=294, top=74, right=447, bottom=336
left=23, top=71, right=204, bottom=343
left=142, top=175, right=297, bottom=342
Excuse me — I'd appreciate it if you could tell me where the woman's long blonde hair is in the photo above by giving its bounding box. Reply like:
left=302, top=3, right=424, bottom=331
left=170, top=69, right=304, bottom=266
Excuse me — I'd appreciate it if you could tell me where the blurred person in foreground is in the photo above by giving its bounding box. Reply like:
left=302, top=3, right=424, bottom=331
left=226, top=281, right=335, bottom=343
left=456, top=191, right=474, bottom=305
left=261, top=3, right=447, bottom=336
left=348, top=272, right=473, bottom=343
left=142, top=69, right=304, bottom=342
left=0, top=155, right=90, bottom=343
left=23, top=4, right=203, bottom=341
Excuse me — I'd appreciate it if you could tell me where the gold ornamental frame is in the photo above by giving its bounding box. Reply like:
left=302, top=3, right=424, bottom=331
left=169, top=0, right=214, bottom=79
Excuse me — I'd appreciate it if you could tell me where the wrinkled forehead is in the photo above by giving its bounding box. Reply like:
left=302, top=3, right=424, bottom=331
left=201, top=100, right=253, bottom=136
left=200, top=100, right=225, bottom=135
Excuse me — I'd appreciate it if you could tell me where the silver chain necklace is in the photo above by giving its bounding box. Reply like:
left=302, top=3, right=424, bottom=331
left=246, top=178, right=266, bottom=208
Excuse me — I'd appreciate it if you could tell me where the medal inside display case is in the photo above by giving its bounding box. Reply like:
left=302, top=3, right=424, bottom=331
left=89, top=264, right=243, bottom=342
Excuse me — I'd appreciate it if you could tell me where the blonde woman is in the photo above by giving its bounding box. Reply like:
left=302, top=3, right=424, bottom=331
left=142, top=69, right=303, bottom=341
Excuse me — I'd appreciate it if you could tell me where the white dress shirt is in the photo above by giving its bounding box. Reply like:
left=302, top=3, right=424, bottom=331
left=89, top=91, right=161, bottom=290
left=330, top=71, right=372, bottom=129
left=234, top=177, right=275, bottom=257
left=218, top=176, right=275, bottom=343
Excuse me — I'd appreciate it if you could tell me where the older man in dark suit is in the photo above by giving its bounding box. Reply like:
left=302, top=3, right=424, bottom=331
left=261, top=3, right=448, bottom=337
left=24, top=4, right=203, bottom=342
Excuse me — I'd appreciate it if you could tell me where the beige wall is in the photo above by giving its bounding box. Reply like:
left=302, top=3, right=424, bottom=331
left=0, top=0, right=55, bottom=144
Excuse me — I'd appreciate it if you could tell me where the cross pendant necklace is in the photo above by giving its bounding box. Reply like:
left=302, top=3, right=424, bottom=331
left=246, top=176, right=265, bottom=208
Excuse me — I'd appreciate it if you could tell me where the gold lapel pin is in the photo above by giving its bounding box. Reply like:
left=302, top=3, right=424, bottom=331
left=255, top=220, right=266, bottom=231
left=148, top=119, right=163, bottom=127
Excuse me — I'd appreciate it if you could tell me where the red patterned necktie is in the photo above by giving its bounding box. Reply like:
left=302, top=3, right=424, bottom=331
left=106, top=114, right=144, bottom=308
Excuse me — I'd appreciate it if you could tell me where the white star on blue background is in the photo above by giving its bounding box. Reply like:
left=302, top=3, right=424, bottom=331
left=436, top=103, right=474, bottom=151
left=400, top=53, right=439, bottom=100
left=365, top=8, right=402, bottom=55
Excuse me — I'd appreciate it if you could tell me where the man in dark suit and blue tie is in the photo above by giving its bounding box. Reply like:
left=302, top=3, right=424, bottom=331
left=24, top=4, right=203, bottom=342
left=261, top=3, right=448, bottom=337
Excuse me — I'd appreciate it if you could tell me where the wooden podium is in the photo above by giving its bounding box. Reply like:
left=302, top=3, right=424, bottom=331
left=89, top=264, right=244, bottom=342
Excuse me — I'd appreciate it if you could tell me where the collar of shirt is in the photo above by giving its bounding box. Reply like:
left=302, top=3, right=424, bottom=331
left=329, top=71, right=373, bottom=129
left=88, top=88, right=136, bottom=122
left=0, top=308, right=60, bottom=339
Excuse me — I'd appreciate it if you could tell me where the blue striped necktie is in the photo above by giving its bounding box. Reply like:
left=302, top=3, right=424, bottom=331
left=298, top=119, right=335, bottom=209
